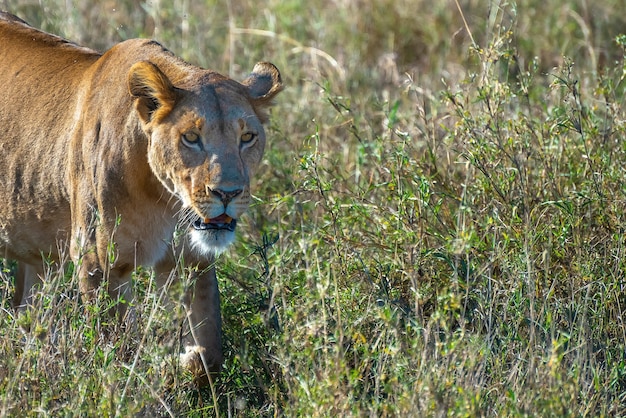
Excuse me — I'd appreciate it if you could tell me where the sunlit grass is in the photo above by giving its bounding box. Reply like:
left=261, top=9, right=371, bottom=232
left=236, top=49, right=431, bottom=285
left=1, top=0, right=626, bottom=416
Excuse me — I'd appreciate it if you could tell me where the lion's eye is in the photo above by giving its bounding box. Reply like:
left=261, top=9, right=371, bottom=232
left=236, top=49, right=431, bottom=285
left=241, top=132, right=256, bottom=143
left=182, top=132, right=201, bottom=148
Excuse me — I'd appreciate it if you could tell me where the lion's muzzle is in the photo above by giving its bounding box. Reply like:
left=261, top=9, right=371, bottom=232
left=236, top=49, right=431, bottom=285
left=192, top=214, right=237, bottom=232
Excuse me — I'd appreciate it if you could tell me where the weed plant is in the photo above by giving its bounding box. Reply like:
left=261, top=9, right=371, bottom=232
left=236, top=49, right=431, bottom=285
left=1, top=0, right=626, bottom=416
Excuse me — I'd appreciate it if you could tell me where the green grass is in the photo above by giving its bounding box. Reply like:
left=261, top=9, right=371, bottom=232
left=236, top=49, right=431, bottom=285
left=2, top=0, right=626, bottom=416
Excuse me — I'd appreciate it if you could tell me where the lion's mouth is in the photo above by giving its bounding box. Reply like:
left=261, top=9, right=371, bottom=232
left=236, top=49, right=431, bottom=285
left=192, top=214, right=237, bottom=232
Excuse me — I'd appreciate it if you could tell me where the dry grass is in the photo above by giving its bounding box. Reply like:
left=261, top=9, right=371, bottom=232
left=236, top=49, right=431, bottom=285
left=1, top=0, right=626, bottom=416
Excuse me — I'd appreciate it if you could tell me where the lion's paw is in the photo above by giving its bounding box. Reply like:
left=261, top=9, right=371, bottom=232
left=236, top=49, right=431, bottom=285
left=180, top=345, right=206, bottom=377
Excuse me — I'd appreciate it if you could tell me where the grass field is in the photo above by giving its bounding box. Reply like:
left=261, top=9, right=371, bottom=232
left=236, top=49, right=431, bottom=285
left=1, top=0, right=626, bottom=416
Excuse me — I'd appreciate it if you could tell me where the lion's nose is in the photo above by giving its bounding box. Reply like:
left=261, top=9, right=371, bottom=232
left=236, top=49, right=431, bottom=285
left=210, top=188, right=243, bottom=207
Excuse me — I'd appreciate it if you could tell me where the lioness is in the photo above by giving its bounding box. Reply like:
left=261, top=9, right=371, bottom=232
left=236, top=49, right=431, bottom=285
left=0, top=12, right=282, bottom=380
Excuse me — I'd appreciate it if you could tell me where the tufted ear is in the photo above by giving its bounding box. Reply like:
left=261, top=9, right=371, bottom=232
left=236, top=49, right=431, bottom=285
left=242, top=62, right=283, bottom=105
left=128, top=61, right=178, bottom=125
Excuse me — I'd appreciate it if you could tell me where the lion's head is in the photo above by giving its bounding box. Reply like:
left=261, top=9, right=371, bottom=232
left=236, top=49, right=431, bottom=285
left=128, top=61, right=282, bottom=254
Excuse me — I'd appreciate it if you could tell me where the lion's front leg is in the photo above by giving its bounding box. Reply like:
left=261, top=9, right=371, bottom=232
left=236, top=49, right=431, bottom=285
left=74, top=248, right=134, bottom=322
left=70, top=196, right=109, bottom=308
left=70, top=214, right=133, bottom=322
left=180, top=265, right=224, bottom=378
left=156, top=255, right=224, bottom=380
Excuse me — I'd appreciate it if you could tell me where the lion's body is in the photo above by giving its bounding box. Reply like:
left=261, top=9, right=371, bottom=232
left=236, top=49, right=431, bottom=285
left=0, top=24, right=168, bottom=267
left=0, top=12, right=281, bottom=380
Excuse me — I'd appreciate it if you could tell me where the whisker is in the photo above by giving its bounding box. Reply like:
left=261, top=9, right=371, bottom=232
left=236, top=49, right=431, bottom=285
left=176, top=207, right=197, bottom=230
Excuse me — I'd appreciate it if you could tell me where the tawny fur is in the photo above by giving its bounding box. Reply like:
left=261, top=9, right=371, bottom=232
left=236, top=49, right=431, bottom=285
left=0, top=11, right=282, bottom=380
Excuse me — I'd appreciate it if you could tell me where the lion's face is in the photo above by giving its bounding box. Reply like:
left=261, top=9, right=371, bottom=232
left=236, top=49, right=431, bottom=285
left=128, top=61, right=282, bottom=254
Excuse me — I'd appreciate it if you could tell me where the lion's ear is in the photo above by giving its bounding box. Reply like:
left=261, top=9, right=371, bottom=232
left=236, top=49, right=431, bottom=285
left=128, top=61, right=177, bottom=124
left=242, top=62, right=283, bottom=105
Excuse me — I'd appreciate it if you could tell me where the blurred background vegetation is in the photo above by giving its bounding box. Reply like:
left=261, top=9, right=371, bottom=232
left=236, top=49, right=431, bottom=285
left=1, top=0, right=626, bottom=416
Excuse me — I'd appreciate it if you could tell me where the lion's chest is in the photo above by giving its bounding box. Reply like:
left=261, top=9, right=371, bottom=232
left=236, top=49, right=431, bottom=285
left=110, top=205, right=177, bottom=268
